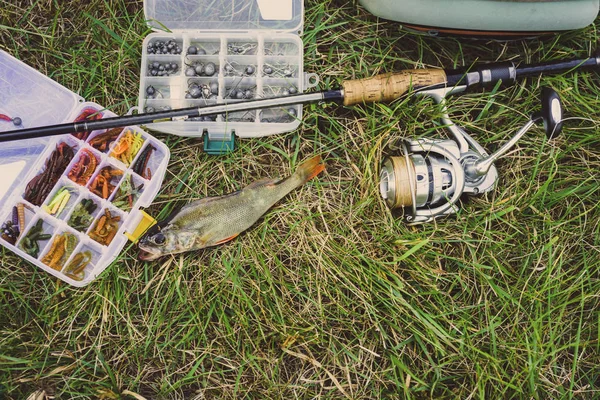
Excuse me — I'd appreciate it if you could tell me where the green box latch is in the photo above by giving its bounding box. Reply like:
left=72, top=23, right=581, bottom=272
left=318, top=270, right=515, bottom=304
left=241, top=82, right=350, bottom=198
left=203, top=132, right=236, bottom=155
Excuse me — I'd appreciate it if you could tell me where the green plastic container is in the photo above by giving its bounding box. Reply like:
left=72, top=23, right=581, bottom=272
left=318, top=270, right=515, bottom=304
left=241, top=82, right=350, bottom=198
left=358, top=0, right=599, bottom=37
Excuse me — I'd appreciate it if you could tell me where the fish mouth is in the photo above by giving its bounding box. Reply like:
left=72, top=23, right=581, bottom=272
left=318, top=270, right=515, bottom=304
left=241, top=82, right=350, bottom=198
left=138, top=236, right=164, bottom=261
left=138, top=247, right=161, bottom=261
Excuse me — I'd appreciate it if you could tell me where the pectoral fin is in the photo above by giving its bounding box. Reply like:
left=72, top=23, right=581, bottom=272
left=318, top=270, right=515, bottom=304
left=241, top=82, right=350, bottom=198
left=180, top=231, right=199, bottom=250
left=196, top=232, right=239, bottom=248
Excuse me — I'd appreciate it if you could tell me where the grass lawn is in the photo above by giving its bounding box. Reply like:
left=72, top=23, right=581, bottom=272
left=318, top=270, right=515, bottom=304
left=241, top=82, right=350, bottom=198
left=1, top=0, right=600, bottom=398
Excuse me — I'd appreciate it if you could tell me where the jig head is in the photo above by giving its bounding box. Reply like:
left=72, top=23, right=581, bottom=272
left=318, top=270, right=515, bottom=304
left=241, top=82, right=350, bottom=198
left=380, top=87, right=563, bottom=224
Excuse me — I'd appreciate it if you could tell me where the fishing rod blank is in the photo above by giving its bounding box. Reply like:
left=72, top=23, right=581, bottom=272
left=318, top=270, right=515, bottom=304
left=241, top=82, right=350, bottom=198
left=0, top=55, right=598, bottom=143
left=0, top=91, right=343, bottom=143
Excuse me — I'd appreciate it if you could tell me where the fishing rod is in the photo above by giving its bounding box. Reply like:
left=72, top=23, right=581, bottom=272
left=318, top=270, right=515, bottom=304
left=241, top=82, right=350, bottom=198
left=0, top=54, right=598, bottom=143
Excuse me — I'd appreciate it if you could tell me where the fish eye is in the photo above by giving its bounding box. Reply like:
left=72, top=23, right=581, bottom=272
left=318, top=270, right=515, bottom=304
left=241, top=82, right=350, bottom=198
left=153, top=232, right=166, bottom=245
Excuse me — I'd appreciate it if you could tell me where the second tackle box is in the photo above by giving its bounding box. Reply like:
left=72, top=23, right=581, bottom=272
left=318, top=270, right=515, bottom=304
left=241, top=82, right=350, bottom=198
left=138, top=0, right=318, bottom=153
left=0, top=50, right=170, bottom=287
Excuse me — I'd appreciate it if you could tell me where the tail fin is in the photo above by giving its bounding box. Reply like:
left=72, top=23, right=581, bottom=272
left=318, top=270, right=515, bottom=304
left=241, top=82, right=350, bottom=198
left=296, top=155, right=325, bottom=184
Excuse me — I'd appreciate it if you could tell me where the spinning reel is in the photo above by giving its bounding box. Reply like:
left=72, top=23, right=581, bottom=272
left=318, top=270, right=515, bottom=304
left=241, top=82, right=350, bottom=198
left=380, top=87, right=563, bottom=224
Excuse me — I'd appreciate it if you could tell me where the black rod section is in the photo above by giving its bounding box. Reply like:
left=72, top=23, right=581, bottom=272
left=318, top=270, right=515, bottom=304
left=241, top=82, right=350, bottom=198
left=445, top=56, right=600, bottom=90
left=515, top=57, right=600, bottom=79
left=0, top=90, right=344, bottom=143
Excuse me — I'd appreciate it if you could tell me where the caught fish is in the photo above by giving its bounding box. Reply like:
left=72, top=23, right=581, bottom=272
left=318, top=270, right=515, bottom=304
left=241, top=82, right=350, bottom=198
left=138, top=155, right=325, bottom=261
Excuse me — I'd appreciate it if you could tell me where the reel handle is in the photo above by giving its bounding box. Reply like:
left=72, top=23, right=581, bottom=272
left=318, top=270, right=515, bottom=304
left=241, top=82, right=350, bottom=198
left=466, top=87, right=563, bottom=178
left=342, top=69, right=447, bottom=106
left=534, top=87, right=563, bottom=139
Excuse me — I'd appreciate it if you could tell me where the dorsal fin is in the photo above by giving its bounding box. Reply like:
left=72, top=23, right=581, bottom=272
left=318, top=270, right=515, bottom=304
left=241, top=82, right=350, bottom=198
left=245, top=177, right=281, bottom=190
left=185, top=189, right=242, bottom=207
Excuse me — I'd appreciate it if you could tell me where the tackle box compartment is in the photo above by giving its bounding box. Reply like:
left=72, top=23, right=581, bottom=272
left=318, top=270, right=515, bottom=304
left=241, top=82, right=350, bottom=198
left=138, top=0, right=317, bottom=152
left=0, top=50, right=170, bottom=287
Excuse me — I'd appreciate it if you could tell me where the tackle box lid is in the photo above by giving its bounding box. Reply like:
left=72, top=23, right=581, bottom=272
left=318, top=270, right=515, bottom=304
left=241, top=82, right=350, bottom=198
left=0, top=50, right=82, bottom=210
left=144, top=0, right=304, bottom=33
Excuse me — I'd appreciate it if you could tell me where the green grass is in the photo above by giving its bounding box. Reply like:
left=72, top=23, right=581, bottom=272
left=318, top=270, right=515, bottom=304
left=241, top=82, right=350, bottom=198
left=1, top=0, right=600, bottom=398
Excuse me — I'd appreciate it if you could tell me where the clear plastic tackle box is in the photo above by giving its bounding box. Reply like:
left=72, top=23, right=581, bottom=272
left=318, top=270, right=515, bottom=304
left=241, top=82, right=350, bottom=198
left=138, top=0, right=317, bottom=153
left=0, top=50, right=170, bottom=287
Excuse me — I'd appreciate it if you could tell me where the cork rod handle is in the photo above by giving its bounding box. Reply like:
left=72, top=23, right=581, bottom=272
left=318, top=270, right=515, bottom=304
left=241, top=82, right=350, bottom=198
left=341, top=69, right=448, bottom=106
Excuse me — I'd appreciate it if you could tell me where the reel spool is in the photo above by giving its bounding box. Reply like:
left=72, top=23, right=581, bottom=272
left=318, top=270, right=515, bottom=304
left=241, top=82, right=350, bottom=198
left=380, top=87, right=563, bottom=224
left=380, top=139, right=464, bottom=224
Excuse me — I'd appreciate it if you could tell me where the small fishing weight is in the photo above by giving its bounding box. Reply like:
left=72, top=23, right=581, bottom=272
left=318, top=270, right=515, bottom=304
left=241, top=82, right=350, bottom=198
left=225, top=111, right=256, bottom=122
left=224, top=61, right=256, bottom=77
left=184, top=61, right=217, bottom=77
left=262, top=63, right=296, bottom=78
left=187, top=45, right=208, bottom=55
left=146, top=85, right=164, bottom=99
left=264, top=85, right=298, bottom=97
left=263, top=65, right=273, bottom=75
left=147, top=39, right=182, bottom=55
left=144, top=106, right=172, bottom=113
left=226, top=87, right=255, bottom=100
left=148, top=61, right=179, bottom=77
left=227, top=42, right=257, bottom=55
left=186, top=81, right=218, bottom=100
